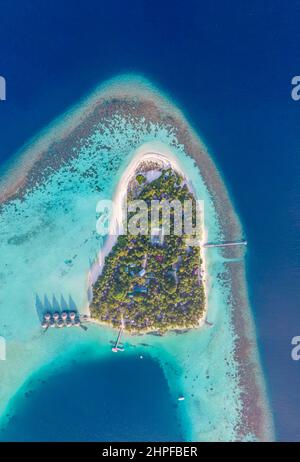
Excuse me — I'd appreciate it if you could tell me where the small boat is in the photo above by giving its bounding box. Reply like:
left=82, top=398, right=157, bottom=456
left=178, top=396, right=185, bottom=401
left=112, top=346, right=124, bottom=352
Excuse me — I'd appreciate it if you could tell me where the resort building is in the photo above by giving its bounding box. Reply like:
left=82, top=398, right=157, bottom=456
left=150, top=226, right=164, bottom=246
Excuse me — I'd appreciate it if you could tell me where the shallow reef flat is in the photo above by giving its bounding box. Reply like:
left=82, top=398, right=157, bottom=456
left=0, top=75, right=274, bottom=441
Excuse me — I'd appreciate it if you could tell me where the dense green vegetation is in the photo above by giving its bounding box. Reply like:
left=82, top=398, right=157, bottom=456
left=90, top=169, right=205, bottom=333
left=135, top=173, right=146, bottom=185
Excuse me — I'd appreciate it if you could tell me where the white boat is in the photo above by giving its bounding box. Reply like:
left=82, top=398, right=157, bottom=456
left=178, top=396, right=185, bottom=401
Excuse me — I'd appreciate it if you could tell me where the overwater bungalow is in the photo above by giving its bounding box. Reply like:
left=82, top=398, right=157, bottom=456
left=40, top=306, right=81, bottom=330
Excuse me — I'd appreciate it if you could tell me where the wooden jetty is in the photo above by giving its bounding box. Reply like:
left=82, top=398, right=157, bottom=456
left=112, top=318, right=125, bottom=352
left=203, top=240, right=247, bottom=249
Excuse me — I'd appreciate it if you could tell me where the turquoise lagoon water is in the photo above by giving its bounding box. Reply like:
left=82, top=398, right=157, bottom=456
left=0, top=78, right=260, bottom=441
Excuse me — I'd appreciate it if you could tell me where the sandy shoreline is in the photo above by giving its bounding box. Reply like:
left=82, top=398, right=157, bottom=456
left=87, top=142, right=208, bottom=330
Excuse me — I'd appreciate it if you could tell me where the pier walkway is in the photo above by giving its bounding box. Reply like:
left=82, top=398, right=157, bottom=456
left=203, top=240, right=247, bottom=249
left=112, top=317, right=125, bottom=352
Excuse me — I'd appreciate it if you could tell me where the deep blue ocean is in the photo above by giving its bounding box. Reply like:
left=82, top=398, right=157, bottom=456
left=0, top=353, right=183, bottom=442
left=0, top=0, right=299, bottom=441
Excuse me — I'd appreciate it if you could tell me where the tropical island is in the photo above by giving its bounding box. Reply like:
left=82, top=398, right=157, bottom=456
left=90, top=165, right=205, bottom=334
left=0, top=74, right=274, bottom=442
